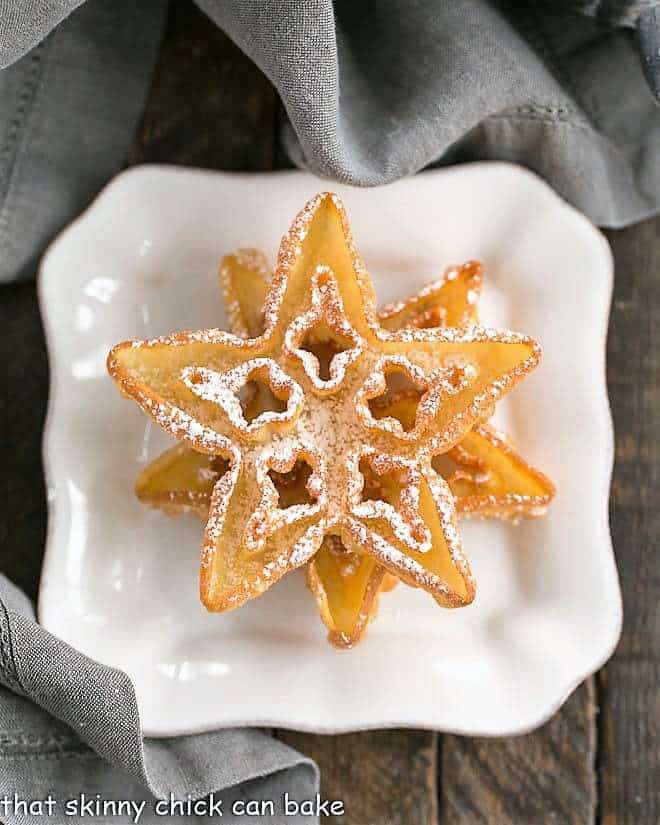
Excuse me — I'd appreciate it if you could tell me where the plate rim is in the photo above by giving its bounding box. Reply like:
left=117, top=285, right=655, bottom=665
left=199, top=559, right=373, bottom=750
left=37, top=161, right=622, bottom=737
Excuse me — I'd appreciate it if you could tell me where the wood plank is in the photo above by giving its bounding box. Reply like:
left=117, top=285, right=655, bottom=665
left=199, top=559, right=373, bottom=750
left=132, top=8, right=660, bottom=823
left=277, top=729, right=438, bottom=825
left=274, top=98, right=296, bottom=171
left=439, top=680, right=597, bottom=824
left=598, top=216, right=660, bottom=825
left=0, top=283, right=49, bottom=602
left=439, top=216, right=659, bottom=824
left=129, top=0, right=276, bottom=171
left=6, top=1, right=656, bottom=821
left=130, top=4, right=439, bottom=820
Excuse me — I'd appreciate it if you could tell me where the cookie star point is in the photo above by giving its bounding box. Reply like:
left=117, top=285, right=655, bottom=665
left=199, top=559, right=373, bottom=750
left=110, top=193, right=547, bottom=638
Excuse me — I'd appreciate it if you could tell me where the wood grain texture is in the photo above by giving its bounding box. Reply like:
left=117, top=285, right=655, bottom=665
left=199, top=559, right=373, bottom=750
left=125, top=6, right=660, bottom=823
left=598, top=216, right=660, bottom=825
left=128, top=0, right=276, bottom=171
left=439, top=680, right=597, bottom=825
left=0, top=283, right=48, bottom=602
left=277, top=729, right=438, bottom=825
left=2, top=2, right=656, bottom=822
left=130, top=4, right=439, bottom=822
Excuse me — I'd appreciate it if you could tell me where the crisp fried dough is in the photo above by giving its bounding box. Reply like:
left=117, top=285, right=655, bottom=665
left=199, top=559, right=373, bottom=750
left=111, top=193, right=540, bottom=639
left=306, top=534, right=385, bottom=648
left=440, top=424, right=555, bottom=520
left=379, top=261, right=482, bottom=331
left=134, top=238, right=552, bottom=645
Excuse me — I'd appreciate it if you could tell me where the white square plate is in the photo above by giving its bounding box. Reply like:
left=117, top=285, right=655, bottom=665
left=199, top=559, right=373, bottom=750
left=38, top=163, right=621, bottom=737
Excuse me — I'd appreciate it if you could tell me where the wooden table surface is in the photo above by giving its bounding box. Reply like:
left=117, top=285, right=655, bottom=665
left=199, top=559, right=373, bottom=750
left=2, top=3, right=658, bottom=822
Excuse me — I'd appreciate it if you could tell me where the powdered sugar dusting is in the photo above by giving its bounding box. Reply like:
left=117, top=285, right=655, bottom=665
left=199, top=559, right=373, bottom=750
left=283, top=265, right=365, bottom=393
left=181, top=358, right=303, bottom=435
left=110, top=191, right=543, bottom=628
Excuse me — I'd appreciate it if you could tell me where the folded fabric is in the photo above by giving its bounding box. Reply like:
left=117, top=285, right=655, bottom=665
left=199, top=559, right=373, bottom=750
left=0, top=575, right=319, bottom=825
left=0, top=0, right=658, bottom=814
left=1, top=0, right=659, bottom=287
left=638, top=5, right=660, bottom=97
left=0, top=0, right=168, bottom=283
left=203, top=0, right=660, bottom=227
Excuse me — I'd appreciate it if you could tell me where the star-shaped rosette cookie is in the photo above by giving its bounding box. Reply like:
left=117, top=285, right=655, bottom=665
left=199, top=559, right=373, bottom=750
left=135, top=250, right=553, bottom=646
left=109, top=193, right=540, bottom=621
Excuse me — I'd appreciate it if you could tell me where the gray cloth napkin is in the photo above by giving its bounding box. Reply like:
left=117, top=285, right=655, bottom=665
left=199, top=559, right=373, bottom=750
left=0, top=0, right=168, bottom=283
left=0, top=1, right=659, bottom=286
left=0, top=576, right=319, bottom=825
left=0, top=3, right=320, bottom=813
left=202, top=0, right=660, bottom=227
left=0, top=0, right=659, bottom=815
